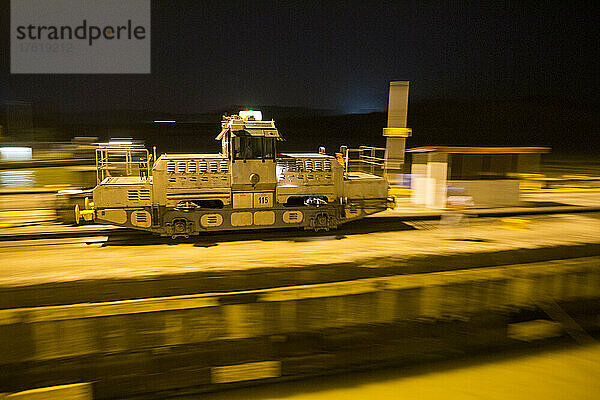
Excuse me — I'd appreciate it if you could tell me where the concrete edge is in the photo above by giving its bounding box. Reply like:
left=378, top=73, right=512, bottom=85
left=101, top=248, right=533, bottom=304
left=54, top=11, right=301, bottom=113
left=1, top=244, right=599, bottom=309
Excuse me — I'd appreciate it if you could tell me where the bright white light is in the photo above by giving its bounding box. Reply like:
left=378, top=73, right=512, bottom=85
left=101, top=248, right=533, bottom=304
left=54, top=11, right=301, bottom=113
left=153, top=120, right=176, bottom=123
left=0, top=169, right=34, bottom=189
left=108, top=141, right=133, bottom=146
left=276, top=164, right=284, bottom=180
left=239, top=110, right=262, bottom=121
left=0, top=147, right=33, bottom=162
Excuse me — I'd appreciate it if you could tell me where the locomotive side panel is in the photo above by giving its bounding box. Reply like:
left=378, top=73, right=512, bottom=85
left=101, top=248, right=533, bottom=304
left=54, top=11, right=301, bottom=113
left=275, top=154, right=343, bottom=205
left=154, top=156, right=232, bottom=208
left=343, top=173, right=388, bottom=199
left=231, top=159, right=277, bottom=191
left=157, top=205, right=344, bottom=236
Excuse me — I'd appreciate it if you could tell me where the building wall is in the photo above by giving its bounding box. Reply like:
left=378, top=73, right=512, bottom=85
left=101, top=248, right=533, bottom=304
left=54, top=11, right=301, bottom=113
left=410, top=151, right=541, bottom=208
left=448, top=179, right=520, bottom=208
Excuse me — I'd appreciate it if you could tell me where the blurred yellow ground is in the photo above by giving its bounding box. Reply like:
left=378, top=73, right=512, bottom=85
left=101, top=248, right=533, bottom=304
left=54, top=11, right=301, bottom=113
left=197, top=343, right=600, bottom=400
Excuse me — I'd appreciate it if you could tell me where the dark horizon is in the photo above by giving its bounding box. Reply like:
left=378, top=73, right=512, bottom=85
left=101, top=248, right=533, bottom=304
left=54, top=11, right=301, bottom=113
left=1, top=1, right=599, bottom=114
left=4, top=99, right=596, bottom=156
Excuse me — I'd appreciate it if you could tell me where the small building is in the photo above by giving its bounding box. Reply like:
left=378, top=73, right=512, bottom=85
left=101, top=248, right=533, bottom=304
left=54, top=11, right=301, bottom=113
left=407, top=146, right=550, bottom=208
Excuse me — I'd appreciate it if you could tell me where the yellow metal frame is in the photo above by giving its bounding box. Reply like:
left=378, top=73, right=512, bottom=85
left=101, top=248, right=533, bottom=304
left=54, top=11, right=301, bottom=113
left=383, top=127, right=412, bottom=137
left=74, top=201, right=95, bottom=225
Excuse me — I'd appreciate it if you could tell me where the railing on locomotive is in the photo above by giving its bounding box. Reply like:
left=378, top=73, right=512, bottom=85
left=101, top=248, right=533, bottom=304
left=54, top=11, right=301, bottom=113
left=343, top=146, right=386, bottom=176
left=95, top=147, right=151, bottom=184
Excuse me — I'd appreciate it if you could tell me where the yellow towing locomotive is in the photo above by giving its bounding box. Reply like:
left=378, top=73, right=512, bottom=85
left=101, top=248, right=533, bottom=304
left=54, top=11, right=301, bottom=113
left=79, top=111, right=392, bottom=237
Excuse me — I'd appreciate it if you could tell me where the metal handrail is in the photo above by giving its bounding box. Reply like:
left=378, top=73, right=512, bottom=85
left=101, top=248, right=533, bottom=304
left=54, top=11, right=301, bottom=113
left=343, top=146, right=386, bottom=176
left=359, top=146, right=385, bottom=151
left=95, top=147, right=150, bottom=184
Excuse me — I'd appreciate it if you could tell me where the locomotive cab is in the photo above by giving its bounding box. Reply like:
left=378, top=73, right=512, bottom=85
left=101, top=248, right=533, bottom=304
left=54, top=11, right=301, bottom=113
left=218, top=113, right=279, bottom=194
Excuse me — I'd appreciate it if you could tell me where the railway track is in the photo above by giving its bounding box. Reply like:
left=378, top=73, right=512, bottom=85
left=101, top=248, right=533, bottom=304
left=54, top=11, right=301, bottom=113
left=1, top=204, right=599, bottom=244
left=0, top=218, right=423, bottom=249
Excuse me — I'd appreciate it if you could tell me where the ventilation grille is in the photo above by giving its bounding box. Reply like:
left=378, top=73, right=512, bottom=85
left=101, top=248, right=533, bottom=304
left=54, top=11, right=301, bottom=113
left=206, top=215, right=219, bottom=224
left=276, top=158, right=297, bottom=173
left=166, top=159, right=229, bottom=174
left=304, top=159, right=314, bottom=171
left=139, top=189, right=150, bottom=201
left=128, top=189, right=150, bottom=202
left=288, top=212, right=300, bottom=221
left=277, top=158, right=333, bottom=174
left=136, top=212, right=148, bottom=224
left=127, top=190, right=139, bottom=201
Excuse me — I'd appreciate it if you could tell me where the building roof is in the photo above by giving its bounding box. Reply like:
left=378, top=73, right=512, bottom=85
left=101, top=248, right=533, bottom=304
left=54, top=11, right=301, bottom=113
left=406, top=146, right=551, bottom=154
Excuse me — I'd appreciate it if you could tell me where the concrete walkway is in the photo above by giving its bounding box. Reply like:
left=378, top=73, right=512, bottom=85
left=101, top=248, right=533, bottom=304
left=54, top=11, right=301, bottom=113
left=1, top=212, right=598, bottom=288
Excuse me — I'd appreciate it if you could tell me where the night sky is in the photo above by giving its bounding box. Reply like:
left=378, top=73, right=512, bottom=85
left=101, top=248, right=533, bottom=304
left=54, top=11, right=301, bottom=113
left=0, top=1, right=599, bottom=114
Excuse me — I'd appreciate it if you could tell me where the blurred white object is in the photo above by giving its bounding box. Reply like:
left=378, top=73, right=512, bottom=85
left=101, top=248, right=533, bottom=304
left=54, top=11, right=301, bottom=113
left=441, top=195, right=474, bottom=227
left=447, top=195, right=475, bottom=208
left=0, top=147, right=32, bottom=162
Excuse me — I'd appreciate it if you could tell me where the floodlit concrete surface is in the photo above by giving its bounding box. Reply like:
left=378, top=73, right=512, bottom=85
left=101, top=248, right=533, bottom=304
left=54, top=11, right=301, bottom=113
left=193, top=344, right=600, bottom=400
left=0, top=213, right=598, bottom=287
left=520, top=191, right=600, bottom=206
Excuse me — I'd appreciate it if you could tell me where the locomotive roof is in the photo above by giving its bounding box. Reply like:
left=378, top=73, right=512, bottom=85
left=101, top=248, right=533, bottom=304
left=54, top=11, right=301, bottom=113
left=279, top=153, right=334, bottom=158
left=160, top=154, right=227, bottom=160
left=216, top=119, right=281, bottom=140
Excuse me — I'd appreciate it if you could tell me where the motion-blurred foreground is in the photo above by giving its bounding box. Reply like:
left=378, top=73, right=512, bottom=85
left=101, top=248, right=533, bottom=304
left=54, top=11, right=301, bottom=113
left=192, top=342, right=600, bottom=400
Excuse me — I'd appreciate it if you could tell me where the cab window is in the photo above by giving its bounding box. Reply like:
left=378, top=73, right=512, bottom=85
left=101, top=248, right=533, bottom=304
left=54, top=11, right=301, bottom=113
left=232, top=136, right=275, bottom=160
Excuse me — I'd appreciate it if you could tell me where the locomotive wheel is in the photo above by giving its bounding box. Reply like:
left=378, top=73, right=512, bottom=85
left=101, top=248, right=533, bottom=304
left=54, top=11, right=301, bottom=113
left=170, top=218, right=191, bottom=239
left=312, top=212, right=332, bottom=232
left=173, top=220, right=186, bottom=233
left=316, top=214, right=329, bottom=231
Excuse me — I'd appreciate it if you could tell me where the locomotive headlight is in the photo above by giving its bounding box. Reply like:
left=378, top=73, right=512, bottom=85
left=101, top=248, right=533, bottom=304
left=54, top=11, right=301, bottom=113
left=239, top=110, right=262, bottom=121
